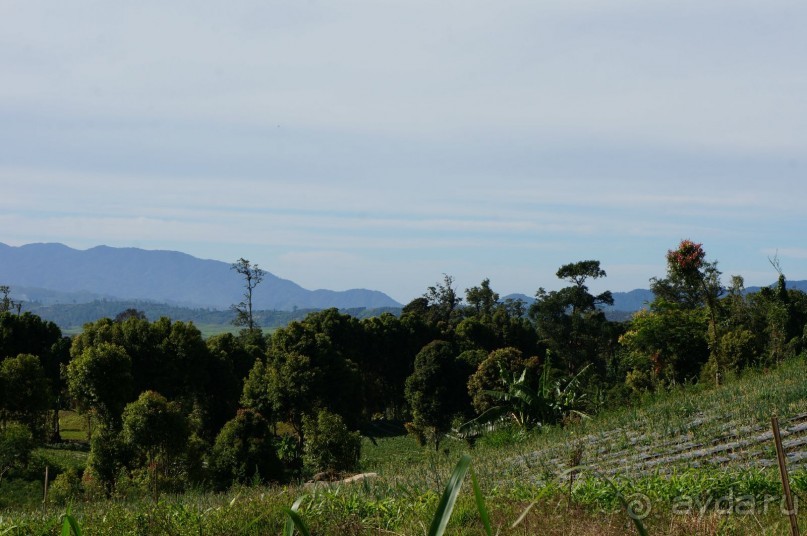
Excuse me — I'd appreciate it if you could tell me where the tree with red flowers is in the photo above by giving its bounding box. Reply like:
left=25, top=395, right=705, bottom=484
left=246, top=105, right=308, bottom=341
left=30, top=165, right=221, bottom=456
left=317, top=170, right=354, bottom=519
left=651, top=240, right=724, bottom=383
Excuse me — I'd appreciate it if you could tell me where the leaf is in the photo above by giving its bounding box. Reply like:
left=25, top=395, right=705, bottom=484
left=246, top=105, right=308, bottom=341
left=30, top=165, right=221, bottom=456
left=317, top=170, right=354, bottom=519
left=283, top=496, right=309, bottom=536
left=427, top=454, right=472, bottom=536
left=283, top=509, right=311, bottom=536
left=470, top=468, right=493, bottom=536
left=456, top=406, right=508, bottom=435
left=510, top=501, right=536, bottom=529
left=61, top=512, right=83, bottom=536
left=480, top=389, right=511, bottom=401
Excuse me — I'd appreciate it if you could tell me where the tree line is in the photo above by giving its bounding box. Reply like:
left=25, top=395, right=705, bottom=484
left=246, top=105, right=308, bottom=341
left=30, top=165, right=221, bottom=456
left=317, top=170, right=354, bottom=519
left=1, top=241, right=806, bottom=497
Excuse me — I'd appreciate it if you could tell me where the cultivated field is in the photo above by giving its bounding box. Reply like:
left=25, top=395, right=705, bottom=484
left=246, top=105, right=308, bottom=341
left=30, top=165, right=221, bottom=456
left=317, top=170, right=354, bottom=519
left=3, top=357, right=807, bottom=534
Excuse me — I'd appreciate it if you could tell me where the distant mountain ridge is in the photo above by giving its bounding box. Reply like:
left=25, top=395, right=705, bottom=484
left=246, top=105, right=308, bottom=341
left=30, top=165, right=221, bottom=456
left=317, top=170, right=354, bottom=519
left=0, top=243, right=401, bottom=311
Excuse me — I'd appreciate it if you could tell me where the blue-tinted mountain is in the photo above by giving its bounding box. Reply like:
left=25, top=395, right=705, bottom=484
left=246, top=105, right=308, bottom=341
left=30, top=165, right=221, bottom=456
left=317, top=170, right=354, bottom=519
left=0, top=242, right=401, bottom=310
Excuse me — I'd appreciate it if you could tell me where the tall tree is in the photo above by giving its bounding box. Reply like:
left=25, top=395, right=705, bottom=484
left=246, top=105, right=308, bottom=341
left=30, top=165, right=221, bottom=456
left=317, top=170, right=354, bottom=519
left=457, top=279, right=538, bottom=355
left=122, top=391, right=188, bottom=497
left=651, top=240, right=724, bottom=383
left=66, top=342, right=134, bottom=430
left=0, top=312, right=69, bottom=441
left=404, top=340, right=463, bottom=449
left=0, top=354, right=52, bottom=439
left=0, top=286, right=21, bottom=315
left=231, top=258, right=266, bottom=332
left=620, top=303, right=709, bottom=391
left=530, top=260, right=614, bottom=375
left=465, top=278, right=499, bottom=318
left=268, top=312, right=363, bottom=428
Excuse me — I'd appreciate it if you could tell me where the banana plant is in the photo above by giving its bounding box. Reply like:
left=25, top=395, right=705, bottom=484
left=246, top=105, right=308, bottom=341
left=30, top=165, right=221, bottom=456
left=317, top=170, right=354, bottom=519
left=456, top=357, right=590, bottom=438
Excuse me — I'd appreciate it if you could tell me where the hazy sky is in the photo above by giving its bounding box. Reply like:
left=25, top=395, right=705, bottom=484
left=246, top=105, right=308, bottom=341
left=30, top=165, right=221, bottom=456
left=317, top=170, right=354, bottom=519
left=2, top=1, right=806, bottom=303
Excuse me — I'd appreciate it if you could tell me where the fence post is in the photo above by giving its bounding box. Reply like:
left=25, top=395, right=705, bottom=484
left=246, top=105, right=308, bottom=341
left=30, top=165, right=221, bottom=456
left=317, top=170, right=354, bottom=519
left=43, top=466, right=49, bottom=504
left=772, top=414, right=800, bottom=536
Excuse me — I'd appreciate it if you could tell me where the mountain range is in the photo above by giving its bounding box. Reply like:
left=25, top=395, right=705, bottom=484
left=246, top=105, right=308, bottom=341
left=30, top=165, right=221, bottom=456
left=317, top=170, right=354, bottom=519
left=0, top=242, right=401, bottom=311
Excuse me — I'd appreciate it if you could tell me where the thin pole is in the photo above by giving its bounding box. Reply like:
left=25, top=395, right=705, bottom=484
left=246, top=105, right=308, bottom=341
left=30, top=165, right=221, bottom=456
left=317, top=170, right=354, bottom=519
left=772, top=415, right=800, bottom=536
left=43, top=466, right=49, bottom=504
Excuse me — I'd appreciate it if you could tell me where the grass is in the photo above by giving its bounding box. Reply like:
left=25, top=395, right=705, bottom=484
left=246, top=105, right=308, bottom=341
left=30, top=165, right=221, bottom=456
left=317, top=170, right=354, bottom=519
left=3, top=356, right=807, bottom=533
left=58, top=411, right=89, bottom=442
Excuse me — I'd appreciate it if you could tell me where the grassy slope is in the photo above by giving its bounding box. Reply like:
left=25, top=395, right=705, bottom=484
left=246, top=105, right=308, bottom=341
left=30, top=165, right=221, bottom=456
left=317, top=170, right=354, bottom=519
left=362, top=355, right=807, bottom=480
left=4, top=356, right=807, bottom=534
left=358, top=356, right=807, bottom=533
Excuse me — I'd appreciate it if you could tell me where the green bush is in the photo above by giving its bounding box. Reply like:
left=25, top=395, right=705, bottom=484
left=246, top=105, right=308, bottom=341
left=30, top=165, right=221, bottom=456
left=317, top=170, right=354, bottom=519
left=0, top=423, right=35, bottom=480
left=87, top=427, right=132, bottom=496
left=48, top=467, right=83, bottom=505
left=467, top=347, right=535, bottom=413
left=302, top=409, right=361, bottom=476
left=210, top=408, right=283, bottom=489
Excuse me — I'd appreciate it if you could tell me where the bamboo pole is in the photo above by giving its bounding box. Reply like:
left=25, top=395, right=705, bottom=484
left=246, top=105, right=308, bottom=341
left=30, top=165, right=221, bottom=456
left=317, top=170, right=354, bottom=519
left=772, top=415, right=800, bottom=536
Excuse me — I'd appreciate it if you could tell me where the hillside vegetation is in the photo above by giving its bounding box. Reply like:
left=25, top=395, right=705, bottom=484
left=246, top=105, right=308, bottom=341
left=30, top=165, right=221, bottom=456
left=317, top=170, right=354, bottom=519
left=4, top=355, right=807, bottom=534
left=1, top=240, right=806, bottom=534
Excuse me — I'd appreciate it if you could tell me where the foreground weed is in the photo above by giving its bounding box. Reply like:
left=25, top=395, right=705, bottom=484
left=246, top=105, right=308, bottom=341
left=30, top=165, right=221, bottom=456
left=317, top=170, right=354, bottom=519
left=61, top=508, right=82, bottom=536
left=282, top=496, right=310, bottom=536
left=428, top=454, right=472, bottom=536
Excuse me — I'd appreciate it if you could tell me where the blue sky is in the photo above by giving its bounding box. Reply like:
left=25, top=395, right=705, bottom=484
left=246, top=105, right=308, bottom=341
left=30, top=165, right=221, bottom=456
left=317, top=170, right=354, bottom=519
left=1, top=1, right=806, bottom=304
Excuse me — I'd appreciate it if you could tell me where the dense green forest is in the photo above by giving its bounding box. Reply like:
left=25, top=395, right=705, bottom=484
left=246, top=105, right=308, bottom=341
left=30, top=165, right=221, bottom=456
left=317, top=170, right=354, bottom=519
left=1, top=240, right=806, bottom=508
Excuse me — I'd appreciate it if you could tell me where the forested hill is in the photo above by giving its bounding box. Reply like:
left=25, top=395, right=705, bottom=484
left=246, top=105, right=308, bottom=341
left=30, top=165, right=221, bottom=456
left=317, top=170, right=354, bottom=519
left=20, top=300, right=401, bottom=334
left=0, top=242, right=401, bottom=310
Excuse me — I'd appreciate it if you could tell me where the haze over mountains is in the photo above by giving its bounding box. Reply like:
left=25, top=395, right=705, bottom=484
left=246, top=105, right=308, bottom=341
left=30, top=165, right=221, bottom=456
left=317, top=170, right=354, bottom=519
left=0, top=242, right=401, bottom=310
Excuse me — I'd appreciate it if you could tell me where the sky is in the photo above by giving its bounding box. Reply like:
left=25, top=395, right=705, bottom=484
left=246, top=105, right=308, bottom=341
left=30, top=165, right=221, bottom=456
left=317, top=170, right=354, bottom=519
left=1, top=1, right=806, bottom=304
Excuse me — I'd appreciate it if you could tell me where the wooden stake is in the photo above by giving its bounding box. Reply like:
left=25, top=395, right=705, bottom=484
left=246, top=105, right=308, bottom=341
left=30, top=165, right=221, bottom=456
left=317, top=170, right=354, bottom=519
left=43, top=466, right=49, bottom=504
left=772, top=415, right=800, bottom=536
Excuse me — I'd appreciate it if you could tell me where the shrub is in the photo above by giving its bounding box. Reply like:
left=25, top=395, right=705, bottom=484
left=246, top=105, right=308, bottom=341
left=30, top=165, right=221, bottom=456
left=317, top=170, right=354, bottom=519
left=210, top=409, right=283, bottom=489
left=467, top=347, right=527, bottom=413
left=0, top=354, right=52, bottom=440
left=87, top=427, right=132, bottom=496
left=48, top=467, right=83, bottom=505
left=0, top=423, right=34, bottom=481
left=302, top=409, right=361, bottom=476
left=404, top=340, right=460, bottom=449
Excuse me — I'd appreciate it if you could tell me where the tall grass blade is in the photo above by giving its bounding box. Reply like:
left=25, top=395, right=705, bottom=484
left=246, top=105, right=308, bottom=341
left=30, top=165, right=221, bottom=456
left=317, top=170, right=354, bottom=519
left=470, top=468, right=493, bottom=536
left=428, top=454, right=472, bottom=536
left=283, top=510, right=311, bottom=536
left=61, top=510, right=83, bottom=536
left=283, top=496, right=310, bottom=536
left=510, top=502, right=535, bottom=529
